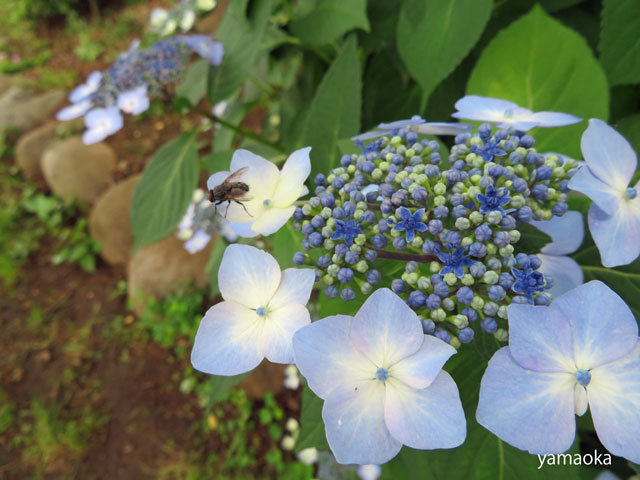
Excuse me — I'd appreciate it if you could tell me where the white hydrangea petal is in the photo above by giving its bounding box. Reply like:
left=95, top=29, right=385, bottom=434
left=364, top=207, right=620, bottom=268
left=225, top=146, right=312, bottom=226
left=588, top=342, right=640, bottom=463
left=273, top=147, right=311, bottom=207
left=588, top=200, right=640, bottom=268
left=180, top=9, right=196, bottom=31
left=507, top=303, right=575, bottom=372
left=529, top=111, right=582, bottom=127
left=389, top=335, right=457, bottom=389
left=191, top=301, right=264, bottom=375
left=378, top=117, right=425, bottom=130
left=352, top=130, right=386, bottom=141
left=184, top=230, right=211, bottom=253
left=413, top=122, right=474, bottom=136
left=581, top=119, right=637, bottom=190
left=350, top=288, right=424, bottom=367
left=568, top=164, right=621, bottom=215
left=250, top=206, right=296, bottom=236
left=551, top=281, right=638, bottom=369
left=229, top=149, right=279, bottom=200
left=537, top=254, right=584, bottom=298
left=206, top=171, right=230, bottom=190
left=262, top=304, right=310, bottom=364
left=452, top=95, right=521, bottom=123
left=82, top=127, right=108, bottom=145
left=532, top=211, right=584, bottom=256
left=322, top=381, right=401, bottom=465
left=269, top=268, right=315, bottom=311
left=476, top=347, right=576, bottom=454
left=218, top=244, right=281, bottom=309
left=292, top=315, right=376, bottom=399
left=229, top=221, right=259, bottom=238
left=56, top=100, right=92, bottom=121
left=384, top=372, right=465, bottom=450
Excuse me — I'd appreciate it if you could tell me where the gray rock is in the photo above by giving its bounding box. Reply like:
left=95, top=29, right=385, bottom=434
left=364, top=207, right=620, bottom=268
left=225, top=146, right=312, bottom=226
left=128, top=235, right=213, bottom=315
left=89, top=175, right=140, bottom=265
left=0, top=75, right=13, bottom=97
left=0, top=89, right=65, bottom=132
left=14, top=122, right=58, bottom=179
left=41, top=136, right=116, bottom=204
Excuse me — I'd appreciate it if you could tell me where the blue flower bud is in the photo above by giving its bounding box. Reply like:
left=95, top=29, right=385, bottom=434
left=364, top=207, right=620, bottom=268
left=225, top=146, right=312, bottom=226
left=317, top=255, right=331, bottom=269
left=535, top=165, right=553, bottom=181
left=308, top=232, right=324, bottom=247
left=391, top=278, right=405, bottom=294
left=364, top=250, right=377, bottom=263
left=343, top=201, right=356, bottom=214
left=475, top=224, right=493, bottom=242
left=406, top=261, right=418, bottom=273
left=511, top=177, right=527, bottom=193
left=324, top=285, right=338, bottom=298
left=531, top=184, right=548, bottom=200
left=372, top=233, right=387, bottom=248
left=425, top=294, right=441, bottom=310
left=366, top=269, right=381, bottom=285
left=500, top=215, right=516, bottom=230
left=450, top=193, right=465, bottom=206
left=391, top=153, right=403, bottom=165
left=488, top=164, right=504, bottom=177
left=519, top=134, right=535, bottom=148
left=411, top=186, right=428, bottom=202
left=302, top=223, right=315, bottom=237
left=552, top=202, right=568, bottom=216
left=528, top=255, right=542, bottom=269
left=333, top=207, right=345, bottom=219
left=314, top=173, right=326, bottom=186
left=525, top=152, right=542, bottom=165
left=293, top=252, right=305, bottom=265
left=422, top=241, right=438, bottom=254
left=421, top=319, right=436, bottom=334
left=498, top=272, right=515, bottom=289
left=361, top=211, right=376, bottom=224
left=340, top=288, right=355, bottom=301
left=433, top=282, right=450, bottom=297
left=445, top=231, right=462, bottom=245
left=484, top=302, right=499, bottom=316
left=446, top=170, right=461, bottom=183
left=434, top=328, right=451, bottom=343
left=459, top=327, right=474, bottom=344
left=493, top=231, right=510, bottom=247
left=335, top=243, right=348, bottom=256
left=406, top=132, right=418, bottom=144
left=535, top=293, right=551, bottom=305
left=424, top=164, right=440, bottom=177
left=470, top=262, right=486, bottom=278
left=488, top=285, right=506, bottom=301
left=512, top=295, right=529, bottom=304
left=481, top=317, right=497, bottom=333
left=517, top=206, right=533, bottom=222
left=337, top=267, right=354, bottom=283
left=461, top=307, right=477, bottom=322
left=380, top=200, right=394, bottom=215
left=457, top=286, right=474, bottom=304
left=319, top=192, right=333, bottom=209
left=430, top=152, right=441, bottom=164
left=428, top=219, right=443, bottom=235
left=393, top=237, right=407, bottom=250
left=344, top=251, right=359, bottom=265
left=294, top=207, right=305, bottom=221
left=311, top=215, right=325, bottom=229
left=433, top=205, right=449, bottom=218
left=469, top=242, right=487, bottom=258
left=408, top=290, right=426, bottom=307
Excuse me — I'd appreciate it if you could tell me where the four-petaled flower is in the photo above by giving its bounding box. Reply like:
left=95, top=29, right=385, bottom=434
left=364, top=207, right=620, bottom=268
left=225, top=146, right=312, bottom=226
left=82, top=106, right=124, bottom=145
left=510, top=266, right=546, bottom=303
left=177, top=35, right=224, bottom=66
left=292, top=288, right=466, bottom=465
left=476, top=185, right=511, bottom=214
left=452, top=95, right=582, bottom=131
left=353, top=115, right=472, bottom=141
left=531, top=211, right=584, bottom=297
left=436, top=244, right=474, bottom=279
left=117, top=85, right=150, bottom=115
left=191, top=244, right=315, bottom=375
left=207, top=148, right=311, bottom=237
left=331, top=212, right=363, bottom=246
left=568, top=119, right=640, bottom=267
left=477, top=281, right=640, bottom=463
left=471, top=138, right=507, bottom=162
left=387, top=207, right=427, bottom=242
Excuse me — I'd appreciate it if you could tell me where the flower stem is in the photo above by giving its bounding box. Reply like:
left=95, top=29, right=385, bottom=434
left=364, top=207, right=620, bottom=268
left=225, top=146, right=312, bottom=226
left=371, top=248, right=439, bottom=264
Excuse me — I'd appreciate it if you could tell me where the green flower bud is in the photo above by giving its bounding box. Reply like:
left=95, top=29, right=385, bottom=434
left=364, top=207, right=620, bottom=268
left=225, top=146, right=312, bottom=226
left=487, top=211, right=502, bottom=225
left=355, top=260, right=368, bottom=273
left=391, top=135, right=402, bottom=146
left=470, top=174, right=482, bottom=185
left=434, top=183, right=447, bottom=195
left=469, top=211, right=484, bottom=225
left=444, top=272, right=458, bottom=286
left=471, top=296, right=485, bottom=310
left=498, top=306, right=508, bottom=319
left=327, top=264, right=339, bottom=276
left=483, top=270, right=499, bottom=285
left=461, top=237, right=473, bottom=247
left=451, top=314, right=468, bottom=329
left=322, top=226, right=333, bottom=238
left=461, top=274, right=474, bottom=286
left=371, top=168, right=383, bottom=180
left=406, top=272, right=419, bottom=285
left=353, top=209, right=364, bottom=220
left=360, top=282, right=372, bottom=295
left=443, top=298, right=455, bottom=311
left=390, top=229, right=401, bottom=238
left=449, top=336, right=461, bottom=349
left=411, top=236, right=424, bottom=248
left=379, top=161, right=389, bottom=171
left=434, top=195, right=446, bottom=206
left=509, top=230, right=521, bottom=243
left=431, top=308, right=446, bottom=322
left=495, top=328, right=508, bottom=342
left=346, top=165, right=356, bottom=174
left=323, top=274, right=334, bottom=285
left=499, top=245, right=514, bottom=258
left=350, top=244, right=361, bottom=253
left=486, top=243, right=497, bottom=255
left=455, top=217, right=471, bottom=230
left=417, top=276, right=431, bottom=290
left=331, top=254, right=343, bottom=265
left=472, top=156, right=484, bottom=168
left=302, top=204, right=312, bottom=215
left=323, top=239, right=334, bottom=250
left=326, top=217, right=335, bottom=228
left=510, top=195, right=525, bottom=208
left=354, top=234, right=367, bottom=246
left=430, top=261, right=441, bottom=273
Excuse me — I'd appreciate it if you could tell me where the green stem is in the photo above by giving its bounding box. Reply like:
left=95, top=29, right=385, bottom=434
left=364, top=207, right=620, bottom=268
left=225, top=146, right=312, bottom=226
left=189, top=105, right=284, bottom=153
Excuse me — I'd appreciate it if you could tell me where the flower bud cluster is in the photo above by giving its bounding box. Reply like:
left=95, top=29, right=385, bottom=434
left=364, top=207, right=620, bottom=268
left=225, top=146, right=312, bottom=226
left=293, top=123, right=576, bottom=346
left=150, top=0, right=217, bottom=36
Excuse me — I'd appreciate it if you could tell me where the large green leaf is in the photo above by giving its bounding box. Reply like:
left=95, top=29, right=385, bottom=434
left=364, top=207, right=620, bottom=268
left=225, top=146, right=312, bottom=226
left=176, top=59, right=209, bottom=106
left=301, top=36, right=362, bottom=179
left=615, top=114, right=640, bottom=157
left=295, top=385, right=330, bottom=452
left=205, top=236, right=227, bottom=295
left=206, top=0, right=273, bottom=104
left=515, top=221, right=553, bottom=254
left=290, top=0, right=370, bottom=46
left=600, top=0, right=640, bottom=86
left=397, top=0, right=492, bottom=108
left=131, top=133, right=199, bottom=249
left=205, top=372, right=249, bottom=408
left=466, top=5, right=609, bottom=159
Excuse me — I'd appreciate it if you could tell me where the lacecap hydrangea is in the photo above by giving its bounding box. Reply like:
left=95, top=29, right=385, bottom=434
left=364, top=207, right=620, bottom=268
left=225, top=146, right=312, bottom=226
left=292, top=121, right=579, bottom=347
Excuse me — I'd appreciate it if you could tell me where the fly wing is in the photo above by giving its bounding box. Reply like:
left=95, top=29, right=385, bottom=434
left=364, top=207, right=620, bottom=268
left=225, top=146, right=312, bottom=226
left=224, top=167, right=249, bottom=183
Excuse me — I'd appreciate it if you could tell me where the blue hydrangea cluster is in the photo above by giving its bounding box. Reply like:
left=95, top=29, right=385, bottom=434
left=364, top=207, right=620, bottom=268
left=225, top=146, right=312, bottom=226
left=292, top=122, right=579, bottom=347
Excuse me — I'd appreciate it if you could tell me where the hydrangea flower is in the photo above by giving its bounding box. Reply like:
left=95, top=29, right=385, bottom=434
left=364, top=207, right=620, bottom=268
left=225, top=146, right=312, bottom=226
left=353, top=115, right=472, bottom=141
left=452, top=96, right=581, bottom=131
left=206, top=148, right=311, bottom=237
left=510, top=265, right=546, bottom=303
left=176, top=35, right=224, bottom=66
left=191, top=244, right=315, bottom=375
left=82, top=106, right=123, bottom=144
left=476, top=185, right=511, bottom=214
left=331, top=211, right=363, bottom=246
left=531, top=211, right=584, bottom=297
left=150, top=0, right=217, bottom=35
left=117, top=85, right=150, bottom=115
left=476, top=281, right=640, bottom=462
left=388, top=207, right=427, bottom=242
left=292, top=288, right=466, bottom=464
left=69, top=70, right=102, bottom=103
left=568, top=119, right=640, bottom=267
left=436, top=244, right=474, bottom=279
left=358, top=465, right=381, bottom=480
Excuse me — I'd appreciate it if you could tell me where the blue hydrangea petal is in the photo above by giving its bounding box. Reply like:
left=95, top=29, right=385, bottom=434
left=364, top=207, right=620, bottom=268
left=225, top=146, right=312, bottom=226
left=378, top=117, right=425, bottom=130
left=551, top=281, right=638, bottom=369
left=537, top=254, right=584, bottom=298
left=452, top=95, right=520, bottom=122
left=507, top=303, right=575, bottom=372
left=568, top=164, right=621, bottom=216
left=229, top=220, right=259, bottom=238
left=384, top=372, right=465, bottom=449
left=588, top=342, right=640, bottom=463
left=352, top=130, right=387, bottom=141
left=531, top=211, right=584, bottom=256
left=322, top=381, right=402, bottom=465
left=191, top=301, right=264, bottom=375
left=581, top=119, right=637, bottom=191
left=476, top=347, right=576, bottom=454
left=414, top=222, right=428, bottom=232
left=413, top=122, right=473, bottom=136
left=56, top=99, right=93, bottom=121
left=261, top=304, right=310, bottom=364
left=351, top=288, right=423, bottom=366
left=292, top=315, right=375, bottom=399
left=269, top=267, right=316, bottom=310
left=406, top=228, right=415, bottom=243
left=388, top=336, right=457, bottom=389
left=588, top=201, right=640, bottom=268
left=529, top=111, right=582, bottom=127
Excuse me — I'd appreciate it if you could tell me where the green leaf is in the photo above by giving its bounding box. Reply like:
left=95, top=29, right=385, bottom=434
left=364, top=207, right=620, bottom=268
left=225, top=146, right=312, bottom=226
left=205, top=373, right=248, bottom=408
left=514, top=221, right=553, bottom=254
left=131, top=133, right=199, bottom=249
left=176, top=59, right=209, bottom=106
left=206, top=237, right=227, bottom=295
left=397, top=0, right=492, bottom=108
left=615, top=113, right=640, bottom=157
left=202, top=150, right=233, bottom=173
left=290, top=0, right=370, bottom=46
left=268, top=223, right=303, bottom=270
left=295, top=385, right=330, bottom=452
left=301, top=35, right=362, bottom=179
left=466, top=5, right=609, bottom=159
left=206, top=0, right=273, bottom=104
left=600, top=0, right=640, bottom=86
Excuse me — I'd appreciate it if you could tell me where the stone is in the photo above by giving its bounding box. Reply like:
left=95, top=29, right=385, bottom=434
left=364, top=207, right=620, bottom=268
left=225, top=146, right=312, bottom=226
left=41, top=136, right=116, bottom=204
left=14, top=122, right=58, bottom=179
left=128, top=235, right=213, bottom=315
left=237, top=360, right=286, bottom=400
left=89, top=175, right=141, bottom=265
left=0, top=89, right=65, bottom=132
left=0, top=75, right=13, bottom=96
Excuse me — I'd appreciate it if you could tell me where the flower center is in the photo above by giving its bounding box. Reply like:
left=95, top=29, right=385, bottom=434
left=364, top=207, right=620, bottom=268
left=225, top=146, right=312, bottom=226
left=263, top=199, right=272, bottom=207
left=375, top=367, right=389, bottom=382
left=574, top=369, right=591, bottom=387
left=625, top=187, right=637, bottom=200
left=256, top=306, right=267, bottom=317
left=504, top=109, right=513, bottom=118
